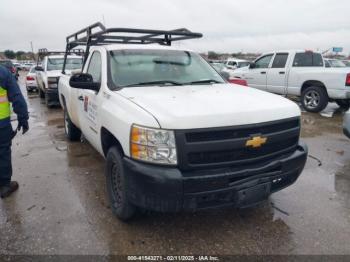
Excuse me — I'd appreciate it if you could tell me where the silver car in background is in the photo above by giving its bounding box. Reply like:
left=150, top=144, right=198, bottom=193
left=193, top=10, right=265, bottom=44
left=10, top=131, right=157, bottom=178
left=25, top=66, right=38, bottom=92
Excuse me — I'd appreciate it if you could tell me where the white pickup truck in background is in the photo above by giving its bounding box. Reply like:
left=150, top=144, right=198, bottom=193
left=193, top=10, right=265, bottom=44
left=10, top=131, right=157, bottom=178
left=35, top=52, right=83, bottom=107
left=58, top=23, right=307, bottom=221
left=233, top=50, right=350, bottom=112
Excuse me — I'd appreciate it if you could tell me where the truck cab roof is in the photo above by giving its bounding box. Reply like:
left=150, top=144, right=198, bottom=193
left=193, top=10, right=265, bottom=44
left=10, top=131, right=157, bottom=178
left=45, top=55, right=83, bottom=59
left=92, top=43, right=193, bottom=52
left=260, top=49, right=322, bottom=54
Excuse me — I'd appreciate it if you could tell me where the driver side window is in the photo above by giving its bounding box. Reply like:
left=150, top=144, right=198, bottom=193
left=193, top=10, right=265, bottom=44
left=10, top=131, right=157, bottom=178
left=87, top=51, right=102, bottom=82
left=254, top=54, right=273, bottom=69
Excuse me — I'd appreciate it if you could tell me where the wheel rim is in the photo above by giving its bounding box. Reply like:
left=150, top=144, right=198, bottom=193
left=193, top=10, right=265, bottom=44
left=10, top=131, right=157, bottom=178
left=64, top=112, right=69, bottom=135
left=304, top=90, right=320, bottom=109
left=110, top=161, right=123, bottom=207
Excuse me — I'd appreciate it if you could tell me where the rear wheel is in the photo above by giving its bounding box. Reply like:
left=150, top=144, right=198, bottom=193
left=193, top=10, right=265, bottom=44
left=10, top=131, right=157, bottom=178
left=64, top=107, right=81, bottom=141
left=301, top=86, right=328, bottom=113
left=45, top=93, right=52, bottom=108
left=335, top=100, right=350, bottom=110
left=106, top=146, right=136, bottom=221
left=39, top=88, right=45, bottom=99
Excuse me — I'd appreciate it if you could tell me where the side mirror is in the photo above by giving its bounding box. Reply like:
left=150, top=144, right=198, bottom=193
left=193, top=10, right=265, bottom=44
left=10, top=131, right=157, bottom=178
left=220, top=71, right=230, bottom=81
left=249, top=62, right=256, bottom=69
left=35, top=66, right=44, bottom=71
left=69, top=73, right=100, bottom=91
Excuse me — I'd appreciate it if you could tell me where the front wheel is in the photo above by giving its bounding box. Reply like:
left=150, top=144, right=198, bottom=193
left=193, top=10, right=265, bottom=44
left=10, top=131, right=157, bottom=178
left=64, top=108, right=81, bottom=141
left=106, top=146, right=136, bottom=221
left=301, top=86, right=328, bottom=113
left=335, top=100, right=350, bottom=111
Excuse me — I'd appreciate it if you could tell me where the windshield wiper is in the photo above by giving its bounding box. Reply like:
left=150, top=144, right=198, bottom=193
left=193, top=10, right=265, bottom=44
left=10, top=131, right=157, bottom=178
left=120, top=80, right=184, bottom=87
left=185, top=79, right=223, bottom=85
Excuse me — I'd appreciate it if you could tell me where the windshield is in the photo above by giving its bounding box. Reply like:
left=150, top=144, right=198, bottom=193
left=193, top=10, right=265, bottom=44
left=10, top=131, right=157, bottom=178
left=109, top=49, right=224, bottom=88
left=47, top=57, right=83, bottom=71
left=328, top=59, right=346, bottom=68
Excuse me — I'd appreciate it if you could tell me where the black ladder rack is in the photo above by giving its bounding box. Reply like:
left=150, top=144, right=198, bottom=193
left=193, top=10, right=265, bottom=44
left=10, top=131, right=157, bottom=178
left=62, top=22, right=202, bottom=73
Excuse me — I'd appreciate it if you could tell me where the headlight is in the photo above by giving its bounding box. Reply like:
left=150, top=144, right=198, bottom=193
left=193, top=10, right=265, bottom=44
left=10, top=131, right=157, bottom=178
left=130, top=125, right=177, bottom=165
left=47, top=77, right=58, bottom=89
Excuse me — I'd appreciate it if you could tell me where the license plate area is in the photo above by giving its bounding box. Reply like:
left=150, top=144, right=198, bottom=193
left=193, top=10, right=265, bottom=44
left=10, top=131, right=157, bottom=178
left=237, top=182, right=271, bottom=207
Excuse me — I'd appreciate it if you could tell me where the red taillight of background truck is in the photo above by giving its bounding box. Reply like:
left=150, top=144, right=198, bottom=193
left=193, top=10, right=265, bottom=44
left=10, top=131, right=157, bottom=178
left=229, top=78, right=248, bottom=86
left=346, top=73, right=350, bottom=86
left=26, top=76, right=35, bottom=81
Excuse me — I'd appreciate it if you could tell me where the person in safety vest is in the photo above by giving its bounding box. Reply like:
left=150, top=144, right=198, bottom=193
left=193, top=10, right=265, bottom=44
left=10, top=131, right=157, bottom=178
left=0, top=65, right=29, bottom=198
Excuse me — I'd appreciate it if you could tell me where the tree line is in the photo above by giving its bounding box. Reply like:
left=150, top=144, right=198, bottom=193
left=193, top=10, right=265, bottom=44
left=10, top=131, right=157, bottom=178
left=2, top=50, right=35, bottom=60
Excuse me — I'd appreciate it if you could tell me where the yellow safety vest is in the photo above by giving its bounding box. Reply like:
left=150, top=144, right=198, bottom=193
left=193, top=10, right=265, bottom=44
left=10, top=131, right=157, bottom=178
left=0, top=87, right=11, bottom=120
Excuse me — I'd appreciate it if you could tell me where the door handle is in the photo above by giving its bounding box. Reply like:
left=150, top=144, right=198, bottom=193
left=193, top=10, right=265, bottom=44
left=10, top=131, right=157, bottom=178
left=279, top=71, right=285, bottom=74
left=78, top=95, right=84, bottom=101
left=260, top=71, right=266, bottom=74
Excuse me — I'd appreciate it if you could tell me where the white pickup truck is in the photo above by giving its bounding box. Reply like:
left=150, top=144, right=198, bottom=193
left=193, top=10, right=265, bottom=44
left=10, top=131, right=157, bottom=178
left=232, top=50, right=350, bottom=112
left=58, top=23, right=307, bottom=220
left=35, top=52, right=83, bottom=107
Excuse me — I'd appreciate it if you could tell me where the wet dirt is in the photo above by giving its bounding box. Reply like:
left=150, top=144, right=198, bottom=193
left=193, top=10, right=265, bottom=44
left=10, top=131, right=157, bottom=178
left=1, top=73, right=350, bottom=255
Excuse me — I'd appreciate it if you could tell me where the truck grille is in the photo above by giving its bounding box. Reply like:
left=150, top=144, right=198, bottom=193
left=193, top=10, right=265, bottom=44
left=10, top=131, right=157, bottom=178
left=175, top=117, right=300, bottom=171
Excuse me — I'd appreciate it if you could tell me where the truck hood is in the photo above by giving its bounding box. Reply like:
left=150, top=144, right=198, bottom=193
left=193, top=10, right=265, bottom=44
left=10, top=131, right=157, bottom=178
left=46, top=70, right=63, bottom=77
left=118, top=84, right=300, bottom=129
left=46, top=70, right=74, bottom=77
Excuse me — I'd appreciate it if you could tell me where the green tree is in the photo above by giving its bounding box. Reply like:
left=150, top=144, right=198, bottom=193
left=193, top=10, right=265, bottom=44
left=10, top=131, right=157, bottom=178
left=4, top=50, right=16, bottom=59
left=208, top=51, right=219, bottom=60
left=16, top=51, right=25, bottom=60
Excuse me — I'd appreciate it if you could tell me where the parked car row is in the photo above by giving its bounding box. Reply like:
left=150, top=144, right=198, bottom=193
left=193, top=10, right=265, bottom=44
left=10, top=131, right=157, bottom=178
left=13, top=61, right=36, bottom=71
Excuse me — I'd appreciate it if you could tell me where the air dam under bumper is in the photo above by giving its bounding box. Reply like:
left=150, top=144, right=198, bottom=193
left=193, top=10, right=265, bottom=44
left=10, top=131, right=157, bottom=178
left=124, top=142, right=308, bottom=212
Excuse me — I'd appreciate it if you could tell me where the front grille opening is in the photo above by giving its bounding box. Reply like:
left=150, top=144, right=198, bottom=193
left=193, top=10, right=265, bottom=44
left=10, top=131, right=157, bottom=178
left=188, top=137, right=298, bottom=165
left=186, top=119, right=300, bottom=143
left=228, top=166, right=282, bottom=184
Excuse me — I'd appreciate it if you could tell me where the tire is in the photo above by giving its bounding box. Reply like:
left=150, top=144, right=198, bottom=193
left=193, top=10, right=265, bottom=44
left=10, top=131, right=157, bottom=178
left=45, top=93, right=53, bottom=108
left=64, top=107, right=81, bottom=141
left=301, top=86, right=328, bottom=113
left=106, top=146, right=136, bottom=221
left=336, top=100, right=350, bottom=110
left=39, top=88, right=45, bottom=99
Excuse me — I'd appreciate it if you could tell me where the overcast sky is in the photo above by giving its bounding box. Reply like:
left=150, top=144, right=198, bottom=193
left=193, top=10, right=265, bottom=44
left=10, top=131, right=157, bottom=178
left=1, top=0, right=349, bottom=54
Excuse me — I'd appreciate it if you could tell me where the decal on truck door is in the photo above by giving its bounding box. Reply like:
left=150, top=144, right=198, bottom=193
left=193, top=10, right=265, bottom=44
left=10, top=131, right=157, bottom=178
left=85, top=95, right=98, bottom=127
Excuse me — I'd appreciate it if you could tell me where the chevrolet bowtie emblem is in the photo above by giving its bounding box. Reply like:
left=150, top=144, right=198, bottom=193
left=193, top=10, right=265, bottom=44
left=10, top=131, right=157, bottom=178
left=246, top=136, right=267, bottom=148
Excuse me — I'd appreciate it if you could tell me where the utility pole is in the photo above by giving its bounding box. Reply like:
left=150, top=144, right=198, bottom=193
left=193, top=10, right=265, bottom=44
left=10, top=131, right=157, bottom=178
left=30, top=41, right=35, bottom=61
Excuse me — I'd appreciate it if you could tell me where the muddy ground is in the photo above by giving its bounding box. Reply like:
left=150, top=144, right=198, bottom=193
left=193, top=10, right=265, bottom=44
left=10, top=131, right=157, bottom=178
left=1, top=73, right=350, bottom=255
